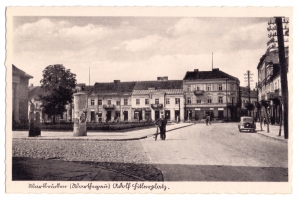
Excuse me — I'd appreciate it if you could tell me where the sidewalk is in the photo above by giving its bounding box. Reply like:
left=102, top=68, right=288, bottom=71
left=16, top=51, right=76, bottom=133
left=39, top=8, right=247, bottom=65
left=255, top=123, right=287, bottom=142
left=12, top=123, right=194, bottom=141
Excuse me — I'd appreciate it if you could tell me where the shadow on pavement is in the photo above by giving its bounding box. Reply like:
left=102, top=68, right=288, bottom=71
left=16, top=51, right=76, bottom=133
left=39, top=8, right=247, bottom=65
left=12, top=157, right=163, bottom=181
left=13, top=157, right=288, bottom=182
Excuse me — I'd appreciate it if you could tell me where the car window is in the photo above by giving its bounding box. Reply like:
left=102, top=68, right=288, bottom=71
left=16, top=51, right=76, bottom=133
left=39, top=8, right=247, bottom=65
left=243, top=118, right=253, bottom=122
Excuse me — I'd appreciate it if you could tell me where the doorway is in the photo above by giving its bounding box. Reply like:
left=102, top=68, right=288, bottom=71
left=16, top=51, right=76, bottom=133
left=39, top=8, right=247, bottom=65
left=106, top=111, right=111, bottom=122
left=123, top=111, right=128, bottom=121
left=175, top=110, right=180, bottom=121
left=155, top=110, right=160, bottom=120
left=165, top=110, right=170, bottom=120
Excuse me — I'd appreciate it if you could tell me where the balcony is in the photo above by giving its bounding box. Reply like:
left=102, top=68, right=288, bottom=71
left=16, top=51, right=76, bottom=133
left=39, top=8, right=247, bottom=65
left=151, top=104, right=163, bottom=110
left=194, top=90, right=204, bottom=95
left=103, top=104, right=115, bottom=109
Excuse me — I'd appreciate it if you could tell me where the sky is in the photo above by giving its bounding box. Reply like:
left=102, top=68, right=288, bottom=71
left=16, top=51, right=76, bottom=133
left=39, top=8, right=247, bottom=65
left=13, top=16, right=270, bottom=88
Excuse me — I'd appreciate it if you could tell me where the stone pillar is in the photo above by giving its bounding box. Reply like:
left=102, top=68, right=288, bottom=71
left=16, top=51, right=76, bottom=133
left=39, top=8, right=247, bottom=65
left=73, top=92, right=87, bottom=136
left=28, top=102, right=35, bottom=137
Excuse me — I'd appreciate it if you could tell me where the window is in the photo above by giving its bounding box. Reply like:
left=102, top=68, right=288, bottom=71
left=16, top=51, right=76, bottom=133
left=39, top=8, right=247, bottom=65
left=166, top=98, right=170, bottom=104
left=124, top=99, right=128, bottom=105
left=218, top=84, right=222, bottom=91
left=136, top=99, right=140, bottom=105
left=175, top=98, right=180, bottom=104
left=208, top=98, right=212, bottom=103
left=206, top=84, right=211, bottom=91
left=196, top=85, right=201, bottom=91
left=187, top=97, right=191, bottom=104
left=155, top=99, right=159, bottom=104
left=231, top=84, right=235, bottom=91
left=116, top=100, right=120, bottom=106
left=107, top=100, right=111, bottom=105
left=145, top=99, right=149, bottom=105
left=218, top=97, right=223, bottom=103
left=187, top=85, right=191, bottom=91
left=196, top=98, right=201, bottom=104
left=91, top=99, right=95, bottom=105
left=98, top=99, right=102, bottom=105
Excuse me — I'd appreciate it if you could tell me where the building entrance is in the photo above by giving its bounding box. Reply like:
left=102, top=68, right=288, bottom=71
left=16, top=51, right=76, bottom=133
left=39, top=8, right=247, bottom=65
left=175, top=110, right=180, bottom=121
left=123, top=111, right=128, bottom=121
left=155, top=110, right=160, bottom=120
left=165, top=110, right=170, bottom=120
left=106, top=111, right=111, bottom=122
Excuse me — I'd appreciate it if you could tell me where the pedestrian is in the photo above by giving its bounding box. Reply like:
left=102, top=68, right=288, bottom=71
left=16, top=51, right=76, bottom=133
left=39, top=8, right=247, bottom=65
left=155, top=115, right=168, bottom=140
left=205, top=114, right=211, bottom=125
left=263, top=117, right=266, bottom=125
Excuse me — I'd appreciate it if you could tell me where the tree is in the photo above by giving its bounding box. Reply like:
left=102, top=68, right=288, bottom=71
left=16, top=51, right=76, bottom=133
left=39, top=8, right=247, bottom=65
left=244, top=101, right=254, bottom=116
left=40, top=64, right=76, bottom=123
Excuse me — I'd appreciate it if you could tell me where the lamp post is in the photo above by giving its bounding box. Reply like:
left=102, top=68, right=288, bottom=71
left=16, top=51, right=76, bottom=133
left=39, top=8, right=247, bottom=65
left=183, top=91, right=187, bottom=122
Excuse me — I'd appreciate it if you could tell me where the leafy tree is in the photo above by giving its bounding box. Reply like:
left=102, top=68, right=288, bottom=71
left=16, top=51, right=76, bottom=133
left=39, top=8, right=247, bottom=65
left=40, top=64, right=76, bottom=123
left=244, top=101, right=254, bottom=116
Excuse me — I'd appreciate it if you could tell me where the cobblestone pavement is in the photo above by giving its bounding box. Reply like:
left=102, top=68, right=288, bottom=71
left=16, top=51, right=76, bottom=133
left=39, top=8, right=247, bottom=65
left=141, top=123, right=288, bottom=181
left=12, top=139, right=163, bottom=181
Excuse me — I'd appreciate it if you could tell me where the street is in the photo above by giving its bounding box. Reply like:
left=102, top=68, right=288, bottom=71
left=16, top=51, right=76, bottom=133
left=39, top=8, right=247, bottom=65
left=141, top=123, right=288, bottom=181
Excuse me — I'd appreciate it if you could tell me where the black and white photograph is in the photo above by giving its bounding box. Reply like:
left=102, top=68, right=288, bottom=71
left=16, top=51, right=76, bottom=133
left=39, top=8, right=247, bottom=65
left=5, top=7, right=293, bottom=194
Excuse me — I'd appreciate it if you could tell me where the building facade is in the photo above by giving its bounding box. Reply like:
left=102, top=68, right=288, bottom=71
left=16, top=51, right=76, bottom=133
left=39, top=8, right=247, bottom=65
left=240, top=86, right=258, bottom=117
left=183, top=68, right=240, bottom=121
left=12, top=65, right=33, bottom=125
left=87, top=80, right=136, bottom=122
left=132, top=78, right=184, bottom=121
left=257, top=49, right=289, bottom=124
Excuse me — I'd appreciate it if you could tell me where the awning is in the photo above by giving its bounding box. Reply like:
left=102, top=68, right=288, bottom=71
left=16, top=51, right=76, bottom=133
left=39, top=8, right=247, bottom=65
left=151, top=104, right=163, bottom=110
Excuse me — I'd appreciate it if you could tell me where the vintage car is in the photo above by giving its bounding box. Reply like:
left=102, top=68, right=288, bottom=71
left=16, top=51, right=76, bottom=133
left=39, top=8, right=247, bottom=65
left=238, top=116, right=256, bottom=132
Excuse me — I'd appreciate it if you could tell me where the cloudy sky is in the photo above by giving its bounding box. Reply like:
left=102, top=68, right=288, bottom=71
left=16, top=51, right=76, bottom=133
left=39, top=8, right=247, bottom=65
left=13, top=17, right=269, bottom=87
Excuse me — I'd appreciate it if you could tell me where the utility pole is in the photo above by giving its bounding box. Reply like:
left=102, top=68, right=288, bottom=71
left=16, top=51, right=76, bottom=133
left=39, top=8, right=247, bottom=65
left=244, top=70, right=254, bottom=116
left=267, top=17, right=289, bottom=139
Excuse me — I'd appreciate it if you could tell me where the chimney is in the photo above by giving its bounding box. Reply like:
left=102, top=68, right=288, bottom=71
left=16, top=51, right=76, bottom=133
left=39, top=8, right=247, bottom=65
left=157, top=76, right=168, bottom=81
left=194, top=69, right=199, bottom=72
left=114, top=80, right=120, bottom=84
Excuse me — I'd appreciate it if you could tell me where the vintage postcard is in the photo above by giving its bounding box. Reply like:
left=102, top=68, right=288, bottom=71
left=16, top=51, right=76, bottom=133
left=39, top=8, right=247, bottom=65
left=5, top=7, right=293, bottom=193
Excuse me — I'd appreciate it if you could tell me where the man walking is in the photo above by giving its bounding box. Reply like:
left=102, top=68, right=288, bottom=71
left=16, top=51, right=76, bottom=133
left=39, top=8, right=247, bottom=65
left=205, top=114, right=211, bottom=126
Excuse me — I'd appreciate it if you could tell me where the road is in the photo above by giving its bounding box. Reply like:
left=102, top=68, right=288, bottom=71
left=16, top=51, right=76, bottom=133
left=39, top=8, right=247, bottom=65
left=140, top=123, right=288, bottom=181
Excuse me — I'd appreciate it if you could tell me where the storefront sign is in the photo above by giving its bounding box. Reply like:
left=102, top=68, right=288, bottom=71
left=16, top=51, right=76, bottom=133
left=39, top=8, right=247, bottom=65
left=218, top=108, right=224, bottom=111
left=151, top=104, right=163, bottom=109
left=195, top=108, right=201, bottom=110
left=210, top=108, right=214, bottom=110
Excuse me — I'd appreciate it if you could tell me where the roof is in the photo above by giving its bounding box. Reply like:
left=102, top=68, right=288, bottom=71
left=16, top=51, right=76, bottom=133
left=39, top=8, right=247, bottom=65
left=183, top=69, right=239, bottom=82
left=133, top=89, right=183, bottom=95
left=28, top=86, right=48, bottom=100
left=13, top=64, right=33, bottom=78
left=133, top=80, right=183, bottom=90
left=92, top=81, right=137, bottom=95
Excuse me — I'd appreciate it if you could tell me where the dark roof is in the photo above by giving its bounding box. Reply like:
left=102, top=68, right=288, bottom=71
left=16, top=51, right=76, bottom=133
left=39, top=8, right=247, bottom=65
left=133, top=80, right=183, bottom=90
left=183, top=69, right=239, bottom=82
left=92, top=81, right=137, bottom=94
left=12, top=64, right=33, bottom=78
left=28, top=86, right=48, bottom=100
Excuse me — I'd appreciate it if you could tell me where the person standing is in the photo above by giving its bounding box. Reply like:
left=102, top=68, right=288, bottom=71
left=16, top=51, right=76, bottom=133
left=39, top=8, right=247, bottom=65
left=155, top=114, right=167, bottom=140
left=205, top=114, right=211, bottom=125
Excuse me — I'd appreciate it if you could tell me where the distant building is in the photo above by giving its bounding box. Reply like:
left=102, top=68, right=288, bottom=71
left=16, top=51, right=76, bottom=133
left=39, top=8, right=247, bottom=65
left=240, top=86, right=258, bottom=117
left=183, top=68, right=240, bottom=121
left=12, top=65, right=33, bottom=124
left=132, top=77, right=184, bottom=121
left=87, top=80, right=136, bottom=122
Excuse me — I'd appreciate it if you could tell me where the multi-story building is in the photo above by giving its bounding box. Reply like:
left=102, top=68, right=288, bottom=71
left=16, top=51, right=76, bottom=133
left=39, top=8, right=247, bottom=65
left=257, top=48, right=289, bottom=124
left=132, top=77, right=184, bottom=121
left=182, top=68, right=240, bottom=121
left=87, top=80, right=136, bottom=122
left=12, top=65, right=33, bottom=125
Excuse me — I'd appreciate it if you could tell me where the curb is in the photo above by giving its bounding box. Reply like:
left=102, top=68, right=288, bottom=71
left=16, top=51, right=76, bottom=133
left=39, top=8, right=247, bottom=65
left=13, top=124, right=194, bottom=142
left=255, top=131, right=287, bottom=142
